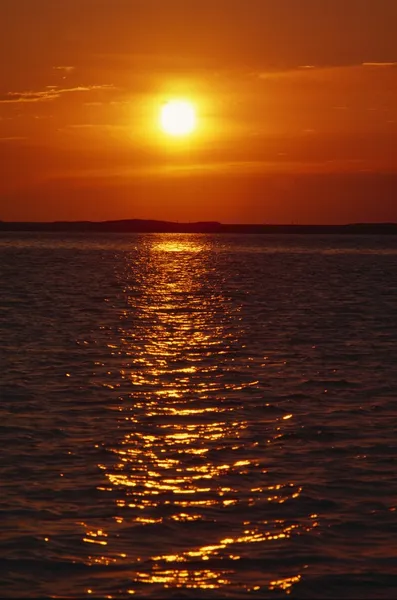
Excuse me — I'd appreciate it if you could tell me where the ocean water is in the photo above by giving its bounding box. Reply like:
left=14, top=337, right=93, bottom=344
left=1, top=233, right=397, bottom=599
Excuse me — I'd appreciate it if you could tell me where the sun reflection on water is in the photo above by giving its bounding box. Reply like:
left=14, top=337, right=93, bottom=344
left=81, top=235, right=312, bottom=596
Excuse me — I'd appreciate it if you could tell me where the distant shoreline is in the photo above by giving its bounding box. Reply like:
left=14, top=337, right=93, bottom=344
left=1, top=220, right=397, bottom=234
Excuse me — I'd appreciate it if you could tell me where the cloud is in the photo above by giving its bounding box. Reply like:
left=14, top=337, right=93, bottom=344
left=0, top=136, right=27, bottom=141
left=257, top=65, right=326, bottom=79
left=53, top=66, right=75, bottom=73
left=48, top=157, right=384, bottom=184
left=0, top=84, right=115, bottom=103
left=65, top=124, right=96, bottom=129
left=64, top=123, right=122, bottom=130
left=255, top=62, right=397, bottom=82
left=362, top=62, right=397, bottom=67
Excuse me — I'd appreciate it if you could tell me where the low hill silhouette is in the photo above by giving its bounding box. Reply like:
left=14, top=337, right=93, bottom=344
left=1, top=219, right=397, bottom=234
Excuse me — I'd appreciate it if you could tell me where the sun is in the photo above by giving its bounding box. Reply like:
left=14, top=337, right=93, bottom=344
left=160, top=100, right=197, bottom=137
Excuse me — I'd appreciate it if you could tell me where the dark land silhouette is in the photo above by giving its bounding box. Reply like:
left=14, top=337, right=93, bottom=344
left=1, top=220, right=397, bottom=234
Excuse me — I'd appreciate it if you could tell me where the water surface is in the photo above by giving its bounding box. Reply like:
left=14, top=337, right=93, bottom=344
left=1, top=233, right=397, bottom=598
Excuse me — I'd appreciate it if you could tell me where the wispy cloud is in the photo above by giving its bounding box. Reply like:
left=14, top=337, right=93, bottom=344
left=0, top=136, right=27, bottom=141
left=0, top=84, right=115, bottom=104
left=64, top=123, right=123, bottom=130
left=66, top=124, right=97, bottom=129
left=53, top=66, right=75, bottom=73
left=257, top=65, right=322, bottom=79
left=256, top=61, right=397, bottom=81
left=362, top=62, right=397, bottom=67
left=49, top=158, right=380, bottom=183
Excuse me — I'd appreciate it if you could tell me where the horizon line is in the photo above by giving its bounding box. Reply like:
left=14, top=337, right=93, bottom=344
left=1, top=218, right=397, bottom=230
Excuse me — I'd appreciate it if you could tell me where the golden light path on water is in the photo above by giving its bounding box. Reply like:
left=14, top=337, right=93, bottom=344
left=79, top=235, right=319, bottom=597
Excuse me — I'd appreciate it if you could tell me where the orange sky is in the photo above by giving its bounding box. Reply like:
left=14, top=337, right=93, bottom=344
left=0, top=0, right=396, bottom=223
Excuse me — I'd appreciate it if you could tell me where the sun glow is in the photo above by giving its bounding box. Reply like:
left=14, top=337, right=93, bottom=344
left=160, top=100, right=197, bottom=137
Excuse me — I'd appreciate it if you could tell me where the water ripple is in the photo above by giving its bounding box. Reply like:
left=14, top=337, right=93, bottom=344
left=1, top=233, right=397, bottom=598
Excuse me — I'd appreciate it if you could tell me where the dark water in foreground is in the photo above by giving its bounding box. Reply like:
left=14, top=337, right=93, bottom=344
left=1, top=233, right=397, bottom=599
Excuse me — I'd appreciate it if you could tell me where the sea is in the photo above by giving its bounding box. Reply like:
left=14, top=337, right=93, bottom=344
left=1, top=233, right=397, bottom=599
